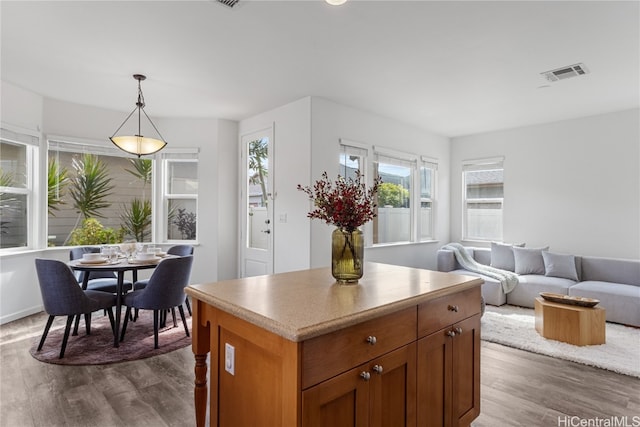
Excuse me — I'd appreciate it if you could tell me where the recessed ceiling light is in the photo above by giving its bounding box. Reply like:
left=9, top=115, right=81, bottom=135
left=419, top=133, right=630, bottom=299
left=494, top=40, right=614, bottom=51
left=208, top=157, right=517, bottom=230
left=326, top=0, right=347, bottom=5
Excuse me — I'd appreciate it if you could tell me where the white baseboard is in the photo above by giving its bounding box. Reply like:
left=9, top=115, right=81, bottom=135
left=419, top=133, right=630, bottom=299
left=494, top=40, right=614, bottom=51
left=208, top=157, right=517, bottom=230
left=0, top=305, right=44, bottom=325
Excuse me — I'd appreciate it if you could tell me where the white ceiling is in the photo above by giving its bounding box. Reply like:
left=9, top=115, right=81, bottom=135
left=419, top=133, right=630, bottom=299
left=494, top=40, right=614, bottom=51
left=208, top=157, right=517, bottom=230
left=1, top=0, right=638, bottom=137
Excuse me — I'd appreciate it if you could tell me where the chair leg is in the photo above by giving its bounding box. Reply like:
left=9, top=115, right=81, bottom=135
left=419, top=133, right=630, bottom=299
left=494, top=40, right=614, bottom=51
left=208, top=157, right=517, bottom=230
left=120, top=306, right=132, bottom=342
left=60, top=316, right=75, bottom=359
left=72, top=314, right=81, bottom=336
left=37, top=315, right=55, bottom=351
left=85, top=313, right=91, bottom=335
left=153, top=310, right=159, bottom=349
left=106, top=308, right=116, bottom=336
left=171, top=307, right=177, bottom=328
left=185, top=297, right=192, bottom=316
left=160, top=310, right=167, bottom=328
left=178, top=305, right=190, bottom=337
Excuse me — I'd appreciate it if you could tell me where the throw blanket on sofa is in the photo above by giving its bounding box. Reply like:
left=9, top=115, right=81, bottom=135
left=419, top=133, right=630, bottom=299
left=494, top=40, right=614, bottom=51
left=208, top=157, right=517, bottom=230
left=442, top=243, right=519, bottom=294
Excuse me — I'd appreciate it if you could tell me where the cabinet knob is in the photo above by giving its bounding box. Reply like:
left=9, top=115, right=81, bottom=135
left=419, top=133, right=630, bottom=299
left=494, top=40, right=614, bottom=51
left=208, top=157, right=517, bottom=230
left=455, top=327, right=463, bottom=334
left=446, top=330, right=456, bottom=338
left=360, top=371, right=371, bottom=381
left=448, top=305, right=459, bottom=312
left=372, top=364, right=384, bottom=374
left=366, top=335, right=377, bottom=345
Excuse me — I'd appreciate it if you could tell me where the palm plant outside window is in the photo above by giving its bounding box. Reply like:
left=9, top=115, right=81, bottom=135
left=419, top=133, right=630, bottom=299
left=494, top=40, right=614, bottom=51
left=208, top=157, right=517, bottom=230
left=47, top=139, right=199, bottom=246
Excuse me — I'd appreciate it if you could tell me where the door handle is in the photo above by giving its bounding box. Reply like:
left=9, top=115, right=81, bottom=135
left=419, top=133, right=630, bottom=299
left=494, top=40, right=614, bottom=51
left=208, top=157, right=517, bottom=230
left=262, top=229, right=271, bottom=234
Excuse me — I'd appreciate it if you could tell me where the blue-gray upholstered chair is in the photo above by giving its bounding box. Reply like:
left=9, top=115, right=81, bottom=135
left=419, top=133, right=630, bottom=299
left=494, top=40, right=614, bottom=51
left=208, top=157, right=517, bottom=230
left=69, top=247, right=133, bottom=294
left=133, top=244, right=194, bottom=315
left=35, top=258, right=117, bottom=358
left=120, top=255, right=194, bottom=349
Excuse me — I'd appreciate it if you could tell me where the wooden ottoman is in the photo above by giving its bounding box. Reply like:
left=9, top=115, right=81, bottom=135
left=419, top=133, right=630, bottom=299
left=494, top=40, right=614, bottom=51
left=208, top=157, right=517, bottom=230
left=534, top=297, right=606, bottom=346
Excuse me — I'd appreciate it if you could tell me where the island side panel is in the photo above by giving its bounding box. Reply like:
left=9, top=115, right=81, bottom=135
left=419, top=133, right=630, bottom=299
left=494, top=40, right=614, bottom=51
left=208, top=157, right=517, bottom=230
left=216, top=309, right=302, bottom=427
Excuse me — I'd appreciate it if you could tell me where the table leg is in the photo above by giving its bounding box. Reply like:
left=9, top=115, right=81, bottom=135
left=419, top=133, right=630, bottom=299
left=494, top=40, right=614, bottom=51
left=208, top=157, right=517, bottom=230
left=114, top=271, right=124, bottom=348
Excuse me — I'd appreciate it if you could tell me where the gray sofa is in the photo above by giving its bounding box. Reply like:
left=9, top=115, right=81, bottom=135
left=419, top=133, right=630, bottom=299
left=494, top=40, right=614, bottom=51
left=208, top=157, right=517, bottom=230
left=436, top=246, right=640, bottom=327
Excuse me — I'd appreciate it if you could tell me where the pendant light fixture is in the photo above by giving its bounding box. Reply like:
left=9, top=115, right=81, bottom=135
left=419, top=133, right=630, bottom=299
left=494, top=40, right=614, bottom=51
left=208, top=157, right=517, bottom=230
left=326, top=0, right=347, bottom=5
left=110, top=74, right=167, bottom=157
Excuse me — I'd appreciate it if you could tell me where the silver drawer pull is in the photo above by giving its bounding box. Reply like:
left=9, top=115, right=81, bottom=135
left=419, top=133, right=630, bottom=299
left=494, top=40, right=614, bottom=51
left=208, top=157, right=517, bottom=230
left=448, top=305, right=459, bottom=312
left=455, top=327, right=463, bottom=334
left=360, top=371, right=371, bottom=381
left=366, top=335, right=377, bottom=345
left=446, top=330, right=456, bottom=337
left=372, top=364, right=384, bottom=374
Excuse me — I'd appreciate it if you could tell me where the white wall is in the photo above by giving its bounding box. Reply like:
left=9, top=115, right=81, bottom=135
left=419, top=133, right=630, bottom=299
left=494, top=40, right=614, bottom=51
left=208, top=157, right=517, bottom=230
left=309, top=97, right=451, bottom=270
left=216, top=119, right=240, bottom=281
left=238, top=97, right=312, bottom=274
left=450, top=108, right=640, bottom=259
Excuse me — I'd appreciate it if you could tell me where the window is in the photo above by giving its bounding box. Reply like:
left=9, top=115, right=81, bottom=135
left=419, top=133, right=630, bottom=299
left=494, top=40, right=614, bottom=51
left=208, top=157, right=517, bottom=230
left=463, top=158, right=504, bottom=241
left=339, top=140, right=368, bottom=180
left=47, top=138, right=199, bottom=246
left=163, top=152, right=198, bottom=242
left=47, top=139, right=153, bottom=245
left=337, top=141, right=438, bottom=246
left=374, top=149, right=415, bottom=245
left=0, top=128, right=38, bottom=250
left=419, top=158, right=437, bottom=241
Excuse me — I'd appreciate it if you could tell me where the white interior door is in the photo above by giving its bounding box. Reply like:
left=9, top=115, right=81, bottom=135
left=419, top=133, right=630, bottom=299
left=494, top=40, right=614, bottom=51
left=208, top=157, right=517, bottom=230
left=240, top=128, right=274, bottom=277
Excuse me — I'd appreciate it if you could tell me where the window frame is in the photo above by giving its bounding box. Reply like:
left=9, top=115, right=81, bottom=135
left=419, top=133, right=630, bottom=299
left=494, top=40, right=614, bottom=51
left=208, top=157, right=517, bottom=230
left=0, top=126, right=40, bottom=252
left=339, top=139, right=372, bottom=245
left=160, top=150, right=199, bottom=244
left=462, top=157, right=504, bottom=242
left=373, top=147, right=417, bottom=245
left=419, top=156, right=438, bottom=242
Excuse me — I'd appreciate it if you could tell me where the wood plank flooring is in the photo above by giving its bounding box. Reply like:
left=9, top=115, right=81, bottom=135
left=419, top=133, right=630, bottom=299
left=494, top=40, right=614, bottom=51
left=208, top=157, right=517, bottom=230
left=1, top=311, right=639, bottom=426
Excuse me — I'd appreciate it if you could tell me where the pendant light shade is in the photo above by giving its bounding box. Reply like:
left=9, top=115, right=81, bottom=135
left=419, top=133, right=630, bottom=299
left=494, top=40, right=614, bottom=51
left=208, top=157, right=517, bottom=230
left=110, top=74, right=167, bottom=157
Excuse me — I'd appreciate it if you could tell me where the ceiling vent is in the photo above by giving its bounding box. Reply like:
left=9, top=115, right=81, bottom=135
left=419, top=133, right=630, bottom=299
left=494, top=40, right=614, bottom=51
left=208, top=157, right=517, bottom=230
left=217, top=0, right=239, bottom=7
left=541, top=63, right=589, bottom=82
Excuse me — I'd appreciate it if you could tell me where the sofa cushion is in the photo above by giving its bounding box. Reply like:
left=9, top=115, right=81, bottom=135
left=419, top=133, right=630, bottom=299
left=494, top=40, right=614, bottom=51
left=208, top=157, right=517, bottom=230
left=490, top=242, right=524, bottom=272
left=542, top=251, right=579, bottom=281
left=507, top=274, right=575, bottom=308
left=581, top=257, right=640, bottom=287
left=569, top=281, right=640, bottom=327
left=513, top=246, right=549, bottom=275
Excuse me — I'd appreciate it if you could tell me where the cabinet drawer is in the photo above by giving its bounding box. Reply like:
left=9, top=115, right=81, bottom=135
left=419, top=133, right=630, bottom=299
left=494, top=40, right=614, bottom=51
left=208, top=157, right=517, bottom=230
left=418, top=287, right=481, bottom=337
left=302, top=307, right=416, bottom=389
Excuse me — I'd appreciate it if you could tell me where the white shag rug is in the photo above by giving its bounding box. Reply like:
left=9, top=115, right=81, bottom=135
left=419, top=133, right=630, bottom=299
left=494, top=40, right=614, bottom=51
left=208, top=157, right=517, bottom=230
left=481, top=305, right=640, bottom=378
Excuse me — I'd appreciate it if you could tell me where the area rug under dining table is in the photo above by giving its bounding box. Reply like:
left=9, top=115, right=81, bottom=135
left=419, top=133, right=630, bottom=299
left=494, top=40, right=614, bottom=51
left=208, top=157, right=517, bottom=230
left=481, top=304, right=640, bottom=378
left=29, top=310, right=192, bottom=365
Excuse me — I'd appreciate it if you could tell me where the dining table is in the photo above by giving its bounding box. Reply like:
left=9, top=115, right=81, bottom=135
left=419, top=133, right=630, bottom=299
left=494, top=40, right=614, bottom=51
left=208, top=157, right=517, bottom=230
left=69, top=256, right=166, bottom=348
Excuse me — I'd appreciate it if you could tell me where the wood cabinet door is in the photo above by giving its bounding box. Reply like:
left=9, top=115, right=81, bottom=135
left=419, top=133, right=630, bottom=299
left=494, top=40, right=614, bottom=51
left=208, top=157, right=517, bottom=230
left=369, top=343, right=417, bottom=427
left=451, top=315, right=481, bottom=427
left=416, top=328, right=453, bottom=427
left=302, top=364, right=370, bottom=427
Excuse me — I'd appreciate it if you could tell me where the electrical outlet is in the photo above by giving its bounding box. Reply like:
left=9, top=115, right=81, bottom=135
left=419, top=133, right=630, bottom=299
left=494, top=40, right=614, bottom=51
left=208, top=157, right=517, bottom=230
left=225, top=343, right=235, bottom=375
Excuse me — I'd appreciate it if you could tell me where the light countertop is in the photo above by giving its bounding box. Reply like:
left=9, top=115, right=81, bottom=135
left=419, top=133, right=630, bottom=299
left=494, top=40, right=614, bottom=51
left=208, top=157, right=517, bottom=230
left=185, top=262, right=483, bottom=342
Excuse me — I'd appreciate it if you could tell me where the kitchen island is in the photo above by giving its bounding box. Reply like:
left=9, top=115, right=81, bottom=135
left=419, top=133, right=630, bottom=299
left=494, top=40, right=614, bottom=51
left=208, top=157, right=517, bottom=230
left=185, top=262, right=483, bottom=427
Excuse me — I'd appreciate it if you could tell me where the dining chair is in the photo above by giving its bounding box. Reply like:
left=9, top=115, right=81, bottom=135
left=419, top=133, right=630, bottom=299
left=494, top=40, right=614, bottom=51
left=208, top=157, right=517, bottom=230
left=133, top=244, right=194, bottom=315
left=120, top=255, right=194, bottom=349
left=69, top=247, right=133, bottom=294
left=34, top=258, right=117, bottom=358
